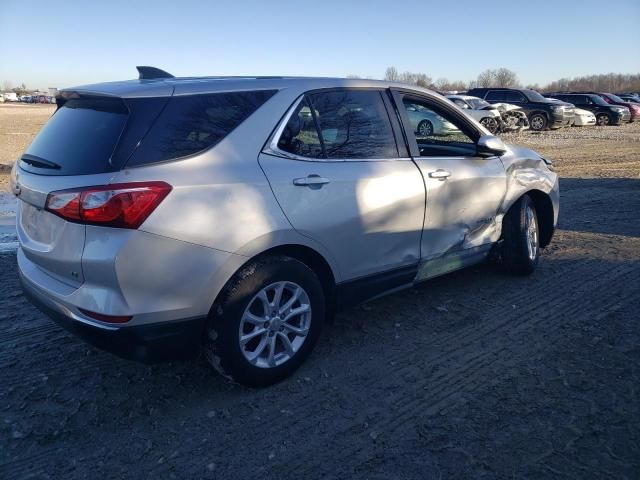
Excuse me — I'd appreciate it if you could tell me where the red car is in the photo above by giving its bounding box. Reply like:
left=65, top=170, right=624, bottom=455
left=582, top=92, right=640, bottom=122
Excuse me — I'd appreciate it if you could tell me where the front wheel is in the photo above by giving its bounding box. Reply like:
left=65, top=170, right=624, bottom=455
left=204, top=255, right=325, bottom=387
left=501, top=195, right=540, bottom=275
left=480, top=117, right=499, bottom=134
left=529, top=113, right=547, bottom=131
left=596, top=113, right=611, bottom=126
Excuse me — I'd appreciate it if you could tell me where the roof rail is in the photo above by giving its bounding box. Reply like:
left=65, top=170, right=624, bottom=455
left=136, top=66, right=175, bottom=80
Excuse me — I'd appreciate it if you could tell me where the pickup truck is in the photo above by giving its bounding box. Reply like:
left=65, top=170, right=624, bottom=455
left=467, top=87, right=574, bottom=131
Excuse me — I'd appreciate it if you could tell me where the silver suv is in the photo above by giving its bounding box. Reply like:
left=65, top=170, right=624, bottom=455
left=12, top=67, right=559, bottom=387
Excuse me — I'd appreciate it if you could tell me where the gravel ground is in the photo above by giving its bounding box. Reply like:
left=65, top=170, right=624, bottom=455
left=0, top=107, right=639, bottom=479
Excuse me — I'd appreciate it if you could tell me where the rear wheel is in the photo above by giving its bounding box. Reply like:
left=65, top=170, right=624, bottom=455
left=529, top=113, right=547, bottom=131
left=501, top=195, right=540, bottom=275
left=596, top=113, right=611, bottom=126
left=204, top=255, right=325, bottom=387
left=480, top=117, right=499, bottom=134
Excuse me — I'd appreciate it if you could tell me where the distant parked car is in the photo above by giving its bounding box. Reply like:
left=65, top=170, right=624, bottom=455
left=578, top=92, right=640, bottom=122
left=404, top=101, right=459, bottom=136
left=617, top=95, right=640, bottom=104
left=446, top=95, right=504, bottom=133
left=572, top=108, right=596, bottom=126
left=546, top=93, right=630, bottom=126
left=467, top=88, right=574, bottom=131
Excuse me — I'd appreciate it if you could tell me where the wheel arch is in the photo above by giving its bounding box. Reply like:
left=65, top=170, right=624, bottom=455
left=504, top=189, right=555, bottom=248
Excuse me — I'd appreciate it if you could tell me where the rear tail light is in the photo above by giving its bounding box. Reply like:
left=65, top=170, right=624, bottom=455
left=45, top=181, right=171, bottom=229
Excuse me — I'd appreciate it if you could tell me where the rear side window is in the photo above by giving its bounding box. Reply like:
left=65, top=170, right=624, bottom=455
left=276, top=90, right=398, bottom=160
left=128, top=90, right=276, bottom=166
left=310, top=90, right=398, bottom=159
left=21, top=97, right=128, bottom=176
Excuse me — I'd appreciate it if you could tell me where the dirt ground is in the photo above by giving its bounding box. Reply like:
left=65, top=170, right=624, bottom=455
left=0, top=106, right=639, bottom=479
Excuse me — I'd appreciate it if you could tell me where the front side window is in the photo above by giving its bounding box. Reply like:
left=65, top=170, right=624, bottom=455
left=401, top=96, right=476, bottom=157
left=486, top=91, right=506, bottom=102
left=505, top=91, right=526, bottom=103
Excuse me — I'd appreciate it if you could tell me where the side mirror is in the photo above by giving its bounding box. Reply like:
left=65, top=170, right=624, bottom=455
left=477, top=135, right=507, bottom=157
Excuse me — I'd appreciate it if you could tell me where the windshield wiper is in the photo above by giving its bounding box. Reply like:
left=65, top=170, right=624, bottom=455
left=20, top=154, right=61, bottom=170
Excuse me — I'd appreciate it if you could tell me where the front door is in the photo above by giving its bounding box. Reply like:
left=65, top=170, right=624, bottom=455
left=259, top=89, right=425, bottom=282
left=392, top=90, right=507, bottom=261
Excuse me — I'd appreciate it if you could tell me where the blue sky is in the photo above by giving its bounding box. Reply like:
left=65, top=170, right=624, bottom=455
left=1, top=0, right=639, bottom=89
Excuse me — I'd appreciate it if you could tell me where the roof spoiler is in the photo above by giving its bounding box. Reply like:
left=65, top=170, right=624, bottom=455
left=136, top=66, right=175, bottom=80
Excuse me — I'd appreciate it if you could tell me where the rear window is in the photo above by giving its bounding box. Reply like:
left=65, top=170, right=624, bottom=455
left=127, top=90, right=276, bottom=166
left=21, top=97, right=128, bottom=176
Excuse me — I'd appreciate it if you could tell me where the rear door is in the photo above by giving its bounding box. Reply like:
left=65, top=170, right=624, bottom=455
left=392, top=90, right=507, bottom=261
left=259, top=88, right=426, bottom=281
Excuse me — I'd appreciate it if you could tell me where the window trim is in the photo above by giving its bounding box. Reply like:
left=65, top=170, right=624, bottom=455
left=263, top=87, right=405, bottom=162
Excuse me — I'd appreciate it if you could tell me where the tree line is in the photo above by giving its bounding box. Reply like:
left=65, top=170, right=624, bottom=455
left=370, top=67, right=640, bottom=93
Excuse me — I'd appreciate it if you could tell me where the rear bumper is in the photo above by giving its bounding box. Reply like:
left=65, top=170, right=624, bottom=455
left=20, top=268, right=206, bottom=363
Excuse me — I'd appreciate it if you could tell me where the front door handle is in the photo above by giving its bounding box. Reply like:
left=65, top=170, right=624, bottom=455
left=428, top=169, right=451, bottom=180
left=293, top=175, right=330, bottom=187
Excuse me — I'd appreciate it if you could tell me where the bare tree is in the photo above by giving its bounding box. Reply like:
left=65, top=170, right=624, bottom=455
left=384, top=66, right=399, bottom=82
left=476, top=69, right=496, bottom=87
left=2, top=80, right=13, bottom=93
left=414, top=73, right=432, bottom=88
left=494, top=68, right=519, bottom=87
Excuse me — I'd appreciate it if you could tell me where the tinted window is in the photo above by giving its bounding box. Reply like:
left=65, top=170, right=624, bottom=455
left=401, top=96, right=476, bottom=157
left=485, top=91, right=506, bottom=102
left=309, top=90, right=398, bottom=159
left=523, top=90, right=547, bottom=102
left=505, top=91, right=526, bottom=103
left=128, top=90, right=276, bottom=166
left=21, top=97, right=128, bottom=176
left=277, top=98, right=323, bottom=158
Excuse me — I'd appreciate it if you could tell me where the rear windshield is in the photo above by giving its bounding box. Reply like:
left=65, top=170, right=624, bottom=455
left=127, top=90, right=277, bottom=166
left=20, top=89, right=277, bottom=175
left=21, top=97, right=128, bottom=175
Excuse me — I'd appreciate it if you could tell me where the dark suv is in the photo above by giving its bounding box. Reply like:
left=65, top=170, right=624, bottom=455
left=545, top=93, right=631, bottom=126
left=577, top=92, right=640, bottom=122
left=467, top=88, right=574, bottom=131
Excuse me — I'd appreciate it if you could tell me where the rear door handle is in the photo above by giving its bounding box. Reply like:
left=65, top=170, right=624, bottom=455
left=293, top=175, right=330, bottom=187
left=428, top=169, right=451, bottom=180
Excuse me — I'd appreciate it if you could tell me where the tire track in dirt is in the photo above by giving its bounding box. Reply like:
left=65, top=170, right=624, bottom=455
left=146, top=258, right=638, bottom=478
left=287, top=264, right=640, bottom=478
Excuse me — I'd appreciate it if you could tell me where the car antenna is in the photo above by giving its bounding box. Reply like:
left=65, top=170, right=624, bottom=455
left=136, top=66, right=175, bottom=80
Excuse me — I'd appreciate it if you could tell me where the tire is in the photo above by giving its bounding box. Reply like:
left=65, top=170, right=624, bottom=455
left=204, top=255, right=325, bottom=387
left=417, top=119, right=433, bottom=136
left=529, top=113, right=547, bottom=131
left=501, top=194, right=540, bottom=275
left=480, top=117, right=499, bottom=134
left=596, top=113, right=611, bottom=126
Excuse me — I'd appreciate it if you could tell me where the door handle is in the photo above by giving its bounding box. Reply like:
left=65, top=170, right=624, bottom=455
left=293, top=175, right=330, bottom=187
left=428, top=169, right=451, bottom=180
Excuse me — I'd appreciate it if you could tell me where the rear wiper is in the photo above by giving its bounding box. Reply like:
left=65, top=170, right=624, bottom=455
left=20, top=154, right=61, bottom=170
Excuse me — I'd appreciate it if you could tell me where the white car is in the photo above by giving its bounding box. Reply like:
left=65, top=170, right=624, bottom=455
left=446, top=95, right=502, bottom=133
left=572, top=107, right=596, bottom=126
left=405, top=102, right=460, bottom=136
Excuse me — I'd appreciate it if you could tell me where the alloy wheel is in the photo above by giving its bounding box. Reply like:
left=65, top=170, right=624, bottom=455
left=238, top=281, right=311, bottom=369
left=525, top=205, right=538, bottom=261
